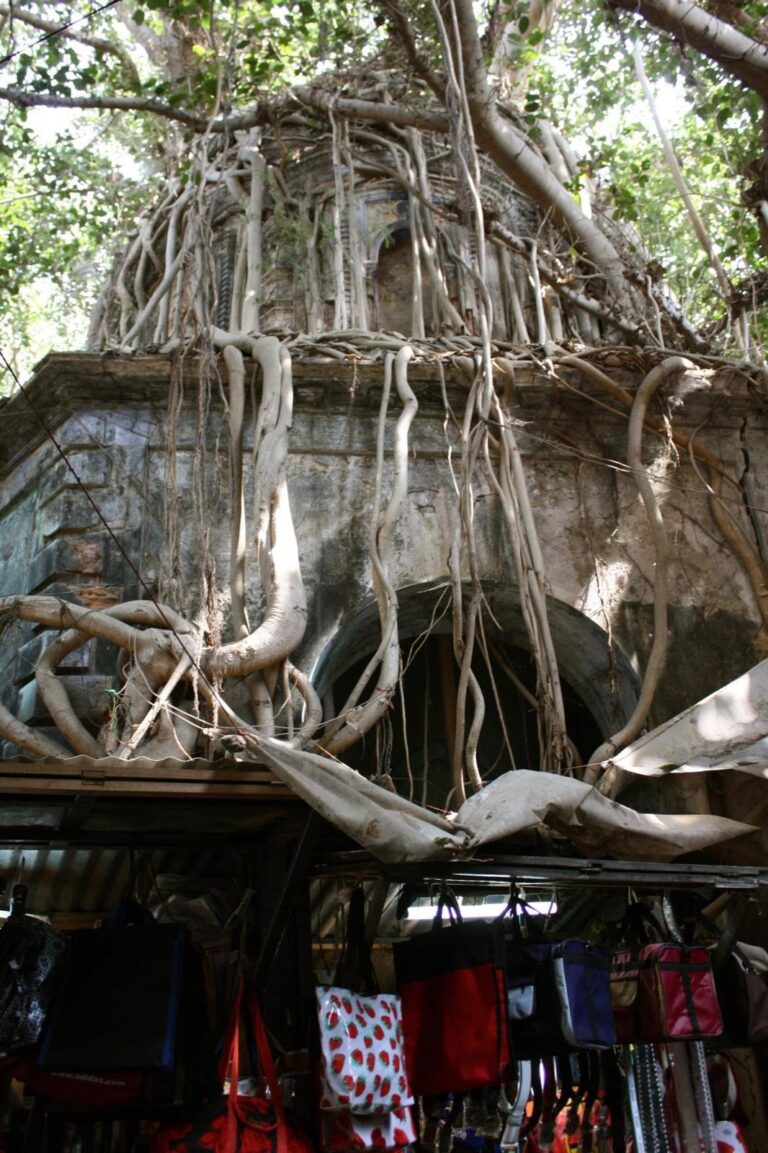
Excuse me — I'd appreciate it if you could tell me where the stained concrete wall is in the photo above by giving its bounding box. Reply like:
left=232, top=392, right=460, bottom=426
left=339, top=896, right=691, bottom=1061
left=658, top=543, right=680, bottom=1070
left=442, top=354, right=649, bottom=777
left=0, top=350, right=765, bottom=758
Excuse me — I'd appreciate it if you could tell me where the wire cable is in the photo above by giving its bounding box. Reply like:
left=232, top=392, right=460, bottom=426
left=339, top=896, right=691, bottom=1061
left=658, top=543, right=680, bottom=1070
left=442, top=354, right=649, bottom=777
left=0, top=0, right=123, bottom=70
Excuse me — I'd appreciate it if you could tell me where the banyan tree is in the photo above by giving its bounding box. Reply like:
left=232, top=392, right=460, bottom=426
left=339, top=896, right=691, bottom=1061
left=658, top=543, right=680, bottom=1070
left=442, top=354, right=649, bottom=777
left=1, top=4, right=767, bottom=863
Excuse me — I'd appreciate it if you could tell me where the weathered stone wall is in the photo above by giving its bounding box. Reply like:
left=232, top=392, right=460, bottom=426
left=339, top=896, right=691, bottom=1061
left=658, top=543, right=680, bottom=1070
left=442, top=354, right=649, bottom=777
left=0, top=351, right=765, bottom=759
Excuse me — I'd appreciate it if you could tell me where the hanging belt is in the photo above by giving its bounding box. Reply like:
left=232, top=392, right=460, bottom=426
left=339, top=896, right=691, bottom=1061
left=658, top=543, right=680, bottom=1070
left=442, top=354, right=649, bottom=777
left=499, top=1061, right=533, bottom=1152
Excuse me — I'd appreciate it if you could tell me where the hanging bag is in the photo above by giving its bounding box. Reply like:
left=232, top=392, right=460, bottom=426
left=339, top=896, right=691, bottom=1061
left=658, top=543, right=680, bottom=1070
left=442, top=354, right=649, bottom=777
left=551, top=940, right=615, bottom=1050
left=318, top=887, right=414, bottom=1153
left=636, top=942, right=722, bottom=1042
left=393, top=887, right=510, bottom=1095
left=609, top=902, right=667, bottom=1044
left=37, top=901, right=186, bottom=1074
left=499, top=896, right=569, bottom=1060
left=715, top=942, right=768, bottom=1046
left=0, top=884, right=68, bottom=1056
left=318, top=1105, right=416, bottom=1153
left=316, top=987, right=412, bottom=1113
left=151, top=981, right=314, bottom=1153
left=697, top=912, right=768, bottom=1047
left=16, top=900, right=218, bottom=1110
left=317, top=887, right=412, bottom=1114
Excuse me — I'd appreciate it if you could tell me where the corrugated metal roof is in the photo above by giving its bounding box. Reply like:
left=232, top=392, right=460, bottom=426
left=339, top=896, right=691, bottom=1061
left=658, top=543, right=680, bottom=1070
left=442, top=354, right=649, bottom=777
left=0, top=844, right=244, bottom=924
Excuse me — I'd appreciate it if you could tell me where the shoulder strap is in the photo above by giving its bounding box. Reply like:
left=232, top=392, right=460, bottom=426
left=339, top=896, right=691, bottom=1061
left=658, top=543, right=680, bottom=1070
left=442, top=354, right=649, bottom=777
left=334, top=886, right=378, bottom=995
left=224, top=983, right=289, bottom=1153
left=433, top=884, right=462, bottom=927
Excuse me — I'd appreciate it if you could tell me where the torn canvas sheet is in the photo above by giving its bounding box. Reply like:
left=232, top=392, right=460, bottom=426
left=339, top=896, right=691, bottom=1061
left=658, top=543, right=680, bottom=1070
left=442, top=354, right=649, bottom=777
left=252, top=739, right=755, bottom=863
left=605, top=659, right=768, bottom=777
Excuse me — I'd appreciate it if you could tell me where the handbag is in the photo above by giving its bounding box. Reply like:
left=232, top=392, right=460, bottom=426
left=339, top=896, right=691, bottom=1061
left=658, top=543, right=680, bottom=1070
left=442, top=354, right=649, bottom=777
left=316, top=987, right=412, bottom=1113
left=551, top=940, right=615, bottom=1050
left=37, top=901, right=186, bottom=1073
left=637, top=942, right=723, bottom=1042
left=715, top=943, right=768, bottom=1046
left=697, top=911, right=768, bottom=1048
left=151, top=981, right=314, bottom=1153
left=17, top=901, right=218, bottom=1109
left=0, top=885, right=68, bottom=1055
left=608, top=902, right=668, bottom=1044
left=393, top=887, right=510, bottom=1095
left=609, top=947, right=639, bottom=1043
left=317, top=886, right=412, bottom=1114
left=319, top=1106, right=416, bottom=1153
left=499, top=898, right=569, bottom=1060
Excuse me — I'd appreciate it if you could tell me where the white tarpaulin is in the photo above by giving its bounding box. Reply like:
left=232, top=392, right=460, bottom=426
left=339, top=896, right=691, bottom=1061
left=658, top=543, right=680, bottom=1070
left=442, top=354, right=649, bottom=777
left=606, top=659, right=768, bottom=777
left=252, top=738, right=755, bottom=863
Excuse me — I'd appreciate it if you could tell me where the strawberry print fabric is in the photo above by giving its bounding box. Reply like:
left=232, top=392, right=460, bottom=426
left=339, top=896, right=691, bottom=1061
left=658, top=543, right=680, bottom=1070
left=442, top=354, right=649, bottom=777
left=319, top=1105, right=416, bottom=1152
left=316, top=987, right=413, bottom=1114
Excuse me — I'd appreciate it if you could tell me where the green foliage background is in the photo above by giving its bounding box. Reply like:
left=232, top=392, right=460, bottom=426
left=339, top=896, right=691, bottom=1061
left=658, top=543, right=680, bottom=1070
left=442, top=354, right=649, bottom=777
left=0, top=0, right=766, bottom=388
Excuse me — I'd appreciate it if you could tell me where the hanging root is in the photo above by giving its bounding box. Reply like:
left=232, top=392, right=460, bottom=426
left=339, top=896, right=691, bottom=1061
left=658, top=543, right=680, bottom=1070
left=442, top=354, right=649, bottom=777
left=584, top=357, right=693, bottom=790
left=324, top=346, right=417, bottom=755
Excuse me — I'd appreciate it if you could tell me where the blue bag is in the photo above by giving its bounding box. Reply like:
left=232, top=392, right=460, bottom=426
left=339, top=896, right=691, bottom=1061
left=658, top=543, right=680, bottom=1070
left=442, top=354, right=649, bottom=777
left=552, top=939, right=615, bottom=1050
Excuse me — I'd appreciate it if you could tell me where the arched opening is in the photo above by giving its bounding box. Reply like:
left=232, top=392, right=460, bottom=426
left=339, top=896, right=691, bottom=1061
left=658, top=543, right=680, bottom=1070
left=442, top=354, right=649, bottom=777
left=376, top=227, right=435, bottom=335
left=313, top=581, right=640, bottom=804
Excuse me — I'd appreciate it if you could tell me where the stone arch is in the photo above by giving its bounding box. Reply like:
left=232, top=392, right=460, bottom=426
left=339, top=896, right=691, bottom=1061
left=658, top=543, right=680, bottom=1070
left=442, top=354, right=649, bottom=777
left=375, top=226, right=436, bottom=336
left=312, top=580, right=640, bottom=793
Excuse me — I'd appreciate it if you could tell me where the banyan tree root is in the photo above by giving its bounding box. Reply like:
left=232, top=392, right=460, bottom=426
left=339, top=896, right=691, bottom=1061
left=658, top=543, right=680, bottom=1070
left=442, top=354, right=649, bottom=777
left=322, top=346, right=418, bottom=755
left=0, top=341, right=422, bottom=768
left=584, top=357, right=693, bottom=791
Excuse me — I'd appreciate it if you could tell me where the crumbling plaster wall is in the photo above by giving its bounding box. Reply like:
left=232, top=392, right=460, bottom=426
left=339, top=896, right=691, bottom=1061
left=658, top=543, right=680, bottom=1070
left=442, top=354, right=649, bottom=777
left=0, top=352, right=765, bottom=757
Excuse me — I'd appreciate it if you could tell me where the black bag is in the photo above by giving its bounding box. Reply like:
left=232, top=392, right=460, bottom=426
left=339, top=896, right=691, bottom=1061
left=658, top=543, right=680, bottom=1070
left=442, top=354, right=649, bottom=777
left=20, top=900, right=218, bottom=1109
left=38, top=913, right=185, bottom=1072
left=0, top=884, right=68, bottom=1055
left=500, top=899, right=570, bottom=1059
left=714, top=943, right=768, bottom=1047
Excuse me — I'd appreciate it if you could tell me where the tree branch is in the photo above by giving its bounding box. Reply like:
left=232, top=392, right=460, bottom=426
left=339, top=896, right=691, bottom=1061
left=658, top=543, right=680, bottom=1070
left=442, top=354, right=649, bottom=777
left=377, top=0, right=445, bottom=97
left=610, top=0, right=768, bottom=100
left=0, top=4, right=140, bottom=85
left=445, top=0, right=633, bottom=305
left=0, top=84, right=210, bottom=128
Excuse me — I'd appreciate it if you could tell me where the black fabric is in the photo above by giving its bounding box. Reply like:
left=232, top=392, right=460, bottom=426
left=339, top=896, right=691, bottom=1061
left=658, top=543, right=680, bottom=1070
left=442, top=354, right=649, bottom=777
left=38, top=922, right=186, bottom=1072
left=0, top=913, right=68, bottom=1054
left=394, top=919, right=506, bottom=984
left=503, top=940, right=570, bottom=1058
left=333, top=886, right=378, bottom=996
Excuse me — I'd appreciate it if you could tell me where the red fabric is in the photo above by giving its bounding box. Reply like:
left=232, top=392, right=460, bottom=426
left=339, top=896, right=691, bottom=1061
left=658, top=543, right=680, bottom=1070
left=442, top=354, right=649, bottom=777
left=637, top=943, right=723, bottom=1041
left=14, top=1056, right=148, bottom=1106
left=151, top=985, right=312, bottom=1153
left=399, top=964, right=509, bottom=1095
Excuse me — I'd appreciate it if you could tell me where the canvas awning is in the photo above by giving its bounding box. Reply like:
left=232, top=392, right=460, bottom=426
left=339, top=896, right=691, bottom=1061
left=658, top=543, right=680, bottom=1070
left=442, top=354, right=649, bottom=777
left=252, top=739, right=756, bottom=864
left=605, top=659, right=768, bottom=777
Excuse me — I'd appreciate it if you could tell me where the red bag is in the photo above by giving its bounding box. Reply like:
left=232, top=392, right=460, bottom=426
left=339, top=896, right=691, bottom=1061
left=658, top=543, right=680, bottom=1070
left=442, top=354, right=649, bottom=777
left=637, top=943, right=723, bottom=1041
left=393, top=889, right=509, bottom=1095
left=151, top=983, right=314, bottom=1153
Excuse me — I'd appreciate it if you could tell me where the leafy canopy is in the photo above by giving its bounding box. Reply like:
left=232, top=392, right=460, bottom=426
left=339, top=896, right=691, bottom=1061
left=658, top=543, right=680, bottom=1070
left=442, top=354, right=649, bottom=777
left=1, top=0, right=766, bottom=385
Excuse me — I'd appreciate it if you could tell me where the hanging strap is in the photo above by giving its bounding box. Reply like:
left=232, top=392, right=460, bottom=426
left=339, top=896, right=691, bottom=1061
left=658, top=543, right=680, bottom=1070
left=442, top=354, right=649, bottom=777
left=334, top=885, right=378, bottom=995
left=667, top=1042, right=701, bottom=1153
left=499, top=1061, right=532, bottom=1150
left=433, top=884, right=462, bottom=927
left=221, top=982, right=289, bottom=1153
left=690, top=1039, right=717, bottom=1153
